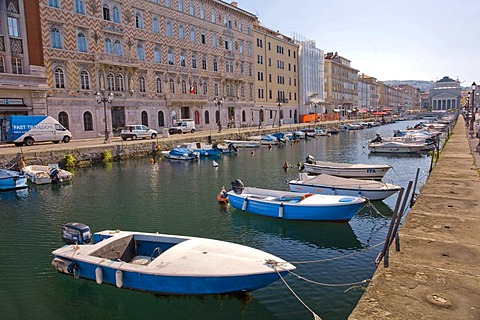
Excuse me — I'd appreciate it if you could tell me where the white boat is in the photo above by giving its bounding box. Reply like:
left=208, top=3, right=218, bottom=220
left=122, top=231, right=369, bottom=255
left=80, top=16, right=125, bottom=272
left=288, top=173, right=401, bottom=201
left=224, top=140, right=260, bottom=148
left=22, top=165, right=73, bottom=184
left=303, top=156, right=391, bottom=180
left=52, top=224, right=295, bottom=295
left=161, top=147, right=199, bottom=160
left=0, top=168, right=28, bottom=190
left=368, top=140, right=427, bottom=153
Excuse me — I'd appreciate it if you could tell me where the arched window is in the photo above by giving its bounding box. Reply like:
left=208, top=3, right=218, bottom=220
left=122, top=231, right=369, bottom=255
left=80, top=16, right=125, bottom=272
left=215, top=110, right=219, bottom=124
left=139, top=76, right=146, bottom=92
left=107, top=73, right=115, bottom=91
left=181, top=80, right=187, bottom=94
left=83, top=111, right=93, bottom=131
left=201, top=56, right=207, bottom=70
left=165, top=0, right=171, bottom=7
left=153, top=17, right=160, bottom=33
left=117, top=74, right=124, bottom=91
left=204, top=110, right=210, bottom=124
left=214, top=83, right=219, bottom=96
left=156, top=78, right=163, bottom=93
left=190, top=27, right=196, bottom=42
left=102, top=4, right=110, bottom=20
left=104, top=38, right=112, bottom=54
left=54, top=67, right=65, bottom=88
left=177, top=0, right=184, bottom=11
left=191, top=54, right=197, bottom=68
left=202, top=81, right=207, bottom=95
left=74, top=0, right=85, bottom=14
left=48, top=0, right=59, bottom=8
left=154, top=45, right=161, bottom=63
left=158, top=111, right=165, bottom=127
left=199, top=5, right=205, bottom=19
left=112, top=6, right=121, bottom=23
left=241, top=85, right=245, bottom=98
left=80, top=70, right=90, bottom=90
left=114, top=40, right=122, bottom=56
left=167, top=48, right=174, bottom=65
left=211, top=10, right=217, bottom=23
left=166, top=21, right=173, bottom=37
left=141, top=111, right=148, bottom=126
left=213, top=57, right=218, bottom=71
left=180, top=51, right=186, bottom=66
left=137, top=44, right=145, bottom=60
left=242, top=110, right=246, bottom=122
left=50, top=27, right=62, bottom=49
left=179, top=24, right=185, bottom=39
left=192, top=82, right=198, bottom=94
left=135, top=12, right=143, bottom=29
left=169, top=79, right=175, bottom=93
left=58, top=111, right=70, bottom=129
left=189, top=2, right=195, bottom=15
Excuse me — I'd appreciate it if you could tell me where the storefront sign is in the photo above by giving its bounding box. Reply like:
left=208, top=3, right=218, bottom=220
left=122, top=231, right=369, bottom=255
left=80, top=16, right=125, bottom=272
left=0, top=98, right=24, bottom=105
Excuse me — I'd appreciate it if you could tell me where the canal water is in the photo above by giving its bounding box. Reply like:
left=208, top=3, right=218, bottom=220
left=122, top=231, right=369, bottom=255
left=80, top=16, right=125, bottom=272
left=0, top=121, right=432, bottom=320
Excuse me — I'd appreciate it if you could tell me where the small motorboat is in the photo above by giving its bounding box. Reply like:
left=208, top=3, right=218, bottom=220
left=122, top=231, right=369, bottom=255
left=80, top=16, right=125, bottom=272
left=260, top=134, right=285, bottom=145
left=161, top=148, right=199, bottom=160
left=0, top=168, right=28, bottom=190
left=22, top=165, right=73, bottom=185
left=51, top=223, right=295, bottom=295
left=289, top=173, right=401, bottom=201
left=368, top=140, right=428, bottom=153
left=224, top=140, right=260, bottom=148
left=303, top=156, right=391, bottom=180
left=177, top=142, right=222, bottom=157
left=226, top=179, right=366, bottom=221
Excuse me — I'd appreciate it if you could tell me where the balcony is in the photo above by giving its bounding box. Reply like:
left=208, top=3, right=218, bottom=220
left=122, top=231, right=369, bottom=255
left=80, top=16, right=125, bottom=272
left=101, top=21, right=125, bottom=35
left=94, top=53, right=140, bottom=68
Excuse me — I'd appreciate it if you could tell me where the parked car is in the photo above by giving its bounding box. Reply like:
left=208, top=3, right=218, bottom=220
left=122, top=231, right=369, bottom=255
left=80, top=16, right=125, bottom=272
left=120, top=125, right=157, bottom=140
left=168, top=119, right=196, bottom=134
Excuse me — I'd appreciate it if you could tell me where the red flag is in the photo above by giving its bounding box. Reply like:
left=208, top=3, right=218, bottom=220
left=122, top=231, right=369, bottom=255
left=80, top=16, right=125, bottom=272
left=189, top=85, right=195, bottom=94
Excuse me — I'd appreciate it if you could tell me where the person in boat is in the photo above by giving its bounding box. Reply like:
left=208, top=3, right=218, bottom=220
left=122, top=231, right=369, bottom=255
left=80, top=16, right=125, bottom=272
left=371, top=133, right=383, bottom=143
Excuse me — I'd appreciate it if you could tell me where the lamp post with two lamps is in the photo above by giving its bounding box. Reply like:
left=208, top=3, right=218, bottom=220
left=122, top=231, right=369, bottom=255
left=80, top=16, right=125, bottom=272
left=214, top=97, right=223, bottom=132
left=95, top=90, right=114, bottom=144
left=313, top=103, right=318, bottom=123
left=277, top=99, right=282, bottom=127
left=470, top=82, right=476, bottom=131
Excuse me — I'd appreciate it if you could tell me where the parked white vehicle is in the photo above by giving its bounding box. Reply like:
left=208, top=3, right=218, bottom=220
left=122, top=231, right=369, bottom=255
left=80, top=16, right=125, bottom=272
left=169, top=119, right=196, bottom=134
left=120, top=125, right=157, bottom=140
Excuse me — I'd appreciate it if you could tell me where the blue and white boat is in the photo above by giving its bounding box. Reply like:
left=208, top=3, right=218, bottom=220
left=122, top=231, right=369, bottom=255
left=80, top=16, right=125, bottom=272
left=177, top=142, right=222, bottom=157
left=161, top=147, right=199, bottom=160
left=51, top=224, right=295, bottom=295
left=227, top=179, right=366, bottom=222
left=0, top=168, right=28, bottom=190
left=260, top=134, right=285, bottom=145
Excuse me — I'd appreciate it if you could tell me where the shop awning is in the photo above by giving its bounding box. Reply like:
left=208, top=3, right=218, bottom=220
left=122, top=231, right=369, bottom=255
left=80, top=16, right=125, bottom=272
left=372, top=111, right=387, bottom=115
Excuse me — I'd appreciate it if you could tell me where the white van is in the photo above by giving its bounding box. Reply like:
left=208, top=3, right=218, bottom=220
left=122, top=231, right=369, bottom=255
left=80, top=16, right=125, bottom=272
left=168, top=119, right=196, bottom=134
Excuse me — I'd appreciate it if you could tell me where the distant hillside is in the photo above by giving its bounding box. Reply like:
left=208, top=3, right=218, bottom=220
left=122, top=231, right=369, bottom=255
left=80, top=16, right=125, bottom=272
left=383, top=80, right=435, bottom=92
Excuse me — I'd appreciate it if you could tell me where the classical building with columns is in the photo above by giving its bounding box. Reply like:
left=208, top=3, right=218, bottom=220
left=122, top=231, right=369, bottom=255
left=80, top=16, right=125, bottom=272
left=429, top=76, right=461, bottom=112
left=39, top=0, right=256, bottom=139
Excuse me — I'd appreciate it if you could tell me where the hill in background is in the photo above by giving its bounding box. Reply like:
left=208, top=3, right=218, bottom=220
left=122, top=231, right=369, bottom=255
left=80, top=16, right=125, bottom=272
left=384, top=80, right=435, bottom=92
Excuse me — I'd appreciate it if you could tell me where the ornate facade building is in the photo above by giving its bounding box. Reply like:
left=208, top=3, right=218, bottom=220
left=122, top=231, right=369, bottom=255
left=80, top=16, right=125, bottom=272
left=40, top=0, right=256, bottom=139
left=429, top=76, right=461, bottom=112
left=0, top=0, right=48, bottom=119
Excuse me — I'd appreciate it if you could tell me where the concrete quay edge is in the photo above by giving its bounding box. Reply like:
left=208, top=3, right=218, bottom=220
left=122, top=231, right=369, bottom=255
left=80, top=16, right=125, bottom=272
left=349, top=117, right=480, bottom=320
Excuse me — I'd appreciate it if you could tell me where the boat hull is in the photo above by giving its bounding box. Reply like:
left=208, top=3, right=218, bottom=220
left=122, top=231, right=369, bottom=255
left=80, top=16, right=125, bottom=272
left=303, top=162, right=390, bottom=179
left=0, top=169, right=28, bottom=190
left=368, top=142, right=426, bottom=153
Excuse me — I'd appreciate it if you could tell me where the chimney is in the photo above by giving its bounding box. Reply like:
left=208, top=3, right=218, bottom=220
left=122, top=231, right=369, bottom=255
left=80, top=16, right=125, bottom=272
left=231, top=1, right=238, bottom=7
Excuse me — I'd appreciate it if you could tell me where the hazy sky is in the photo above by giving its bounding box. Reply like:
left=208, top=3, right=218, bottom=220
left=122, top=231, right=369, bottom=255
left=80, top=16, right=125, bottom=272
left=235, top=0, right=479, bottom=86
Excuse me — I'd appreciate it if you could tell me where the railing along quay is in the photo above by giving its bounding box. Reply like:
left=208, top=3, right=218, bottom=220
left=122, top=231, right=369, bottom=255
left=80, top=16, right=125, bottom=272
left=349, top=116, right=480, bottom=320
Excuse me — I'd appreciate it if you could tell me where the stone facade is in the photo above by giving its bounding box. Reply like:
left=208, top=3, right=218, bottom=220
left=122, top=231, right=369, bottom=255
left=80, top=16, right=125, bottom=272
left=429, top=76, right=461, bottom=112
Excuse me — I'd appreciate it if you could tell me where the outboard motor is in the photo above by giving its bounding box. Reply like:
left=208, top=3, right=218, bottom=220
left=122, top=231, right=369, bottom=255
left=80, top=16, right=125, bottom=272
left=231, top=179, right=245, bottom=194
left=305, top=155, right=315, bottom=164
left=49, top=168, right=60, bottom=184
left=228, top=142, right=237, bottom=152
left=62, top=222, right=92, bottom=245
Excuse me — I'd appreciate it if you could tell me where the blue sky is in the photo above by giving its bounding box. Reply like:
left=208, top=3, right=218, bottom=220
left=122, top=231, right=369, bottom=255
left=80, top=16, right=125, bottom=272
left=235, top=0, right=480, bottom=86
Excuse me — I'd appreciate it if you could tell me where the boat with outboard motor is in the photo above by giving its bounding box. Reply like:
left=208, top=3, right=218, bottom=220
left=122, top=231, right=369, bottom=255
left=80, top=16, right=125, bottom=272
left=161, top=147, right=199, bottom=160
left=51, top=223, right=295, bottom=295
left=22, top=165, right=73, bottom=185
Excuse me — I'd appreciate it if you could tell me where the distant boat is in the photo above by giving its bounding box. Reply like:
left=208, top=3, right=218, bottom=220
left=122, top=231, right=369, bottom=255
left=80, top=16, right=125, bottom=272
left=161, top=148, right=199, bottom=161
left=289, top=173, right=401, bottom=201
left=0, top=168, right=28, bottom=190
left=226, top=179, right=366, bottom=221
left=224, top=140, right=260, bottom=148
left=177, top=142, right=222, bottom=157
left=303, top=156, right=391, bottom=180
left=51, top=225, right=295, bottom=295
left=22, top=165, right=73, bottom=185
left=368, top=140, right=428, bottom=153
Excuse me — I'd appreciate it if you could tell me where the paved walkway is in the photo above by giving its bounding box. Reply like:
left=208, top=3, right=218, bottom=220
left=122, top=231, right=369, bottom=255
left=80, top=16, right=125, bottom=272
left=350, top=117, right=480, bottom=319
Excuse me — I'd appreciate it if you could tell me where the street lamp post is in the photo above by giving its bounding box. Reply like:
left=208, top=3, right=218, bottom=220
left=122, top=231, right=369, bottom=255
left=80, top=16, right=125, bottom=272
left=313, top=103, right=318, bottom=124
left=470, top=82, right=476, bottom=131
left=466, top=92, right=471, bottom=127
left=95, top=91, right=114, bottom=143
left=214, top=97, right=223, bottom=132
left=277, top=99, right=282, bottom=127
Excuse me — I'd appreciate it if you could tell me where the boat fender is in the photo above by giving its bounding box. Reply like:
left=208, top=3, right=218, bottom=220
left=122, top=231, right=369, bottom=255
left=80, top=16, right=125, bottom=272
left=301, top=193, right=313, bottom=200
left=115, top=269, right=123, bottom=288
left=278, top=203, right=284, bottom=218
left=95, top=266, right=103, bottom=284
left=242, top=197, right=248, bottom=211
left=52, top=257, right=74, bottom=274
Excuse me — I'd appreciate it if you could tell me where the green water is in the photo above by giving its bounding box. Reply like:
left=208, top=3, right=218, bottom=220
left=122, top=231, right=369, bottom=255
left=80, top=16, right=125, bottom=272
left=0, top=121, right=432, bottom=319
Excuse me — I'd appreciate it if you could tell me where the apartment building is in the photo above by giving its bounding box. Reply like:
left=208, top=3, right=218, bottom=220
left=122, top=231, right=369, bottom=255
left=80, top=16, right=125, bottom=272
left=40, top=0, right=256, bottom=139
left=0, top=0, right=48, bottom=118
left=358, top=74, right=379, bottom=111
left=253, top=23, right=299, bottom=126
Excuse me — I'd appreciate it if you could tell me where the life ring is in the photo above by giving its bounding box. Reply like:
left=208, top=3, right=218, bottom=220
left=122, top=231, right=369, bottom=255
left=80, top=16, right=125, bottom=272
left=301, top=193, right=313, bottom=200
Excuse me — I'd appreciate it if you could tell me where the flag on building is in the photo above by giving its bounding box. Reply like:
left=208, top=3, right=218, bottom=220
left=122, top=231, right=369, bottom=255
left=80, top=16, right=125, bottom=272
left=189, top=84, right=195, bottom=94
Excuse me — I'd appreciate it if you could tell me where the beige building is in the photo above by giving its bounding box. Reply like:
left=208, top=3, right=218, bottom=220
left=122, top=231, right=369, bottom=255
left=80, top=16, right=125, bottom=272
left=253, top=22, right=299, bottom=126
left=324, top=52, right=358, bottom=118
left=40, top=0, right=256, bottom=139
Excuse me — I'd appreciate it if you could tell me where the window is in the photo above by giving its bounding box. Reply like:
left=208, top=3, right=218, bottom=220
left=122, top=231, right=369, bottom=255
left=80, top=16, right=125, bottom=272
left=103, top=4, right=110, bottom=20
left=135, top=12, right=143, bottom=29
left=7, top=17, right=19, bottom=37
left=165, top=0, right=171, bottom=8
left=169, top=79, right=175, bottom=93
left=199, top=5, right=205, bottom=19
left=179, top=24, right=185, bottom=39
left=238, top=41, right=243, bottom=54
left=203, top=81, right=207, bottom=95
left=201, top=56, right=207, bottom=70
left=213, top=57, right=218, bottom=71
left=156, top=78, right=163, bottom=93
left=153, top=17, right=160, bottom=33
left=241, top=85, right=245, bottom=98
left=50, top=27, right=62, bottom=48
left=80, top=70, right=90, bottom=90
left=191, top=54, right=197, bottom=68
left=181, top=80, right=187, bottom=94
left=112, top=6, right=121, bottom=23
left=201, top=30, right=206, bottom=44
left=12, top=58, right=23, bottom=74
left=107, top=73, right=115, bottom=91
left=117, top=74, right=124, bottom=91
left=167, top=48, right=174, bottom=65
left=74, top=0, right=85, bottom=14
left=139, top=76, right=146, bottom=92
left=158, top=111, right=165, bottom=127
left=83, top=112, right=93, bottom=131
left=137, top=44, right=145, bottom=60
left=258, top=88, right=264, bottom=99
left=190, top=27, right=196, bottom=42
left=154, top=45, right=161, bottom=63
left=204, top=110, right=210, bottom=124
left=180, top=51, right=186, bottom=66
left=0, top=57, right=4, bottom=73
left=58, top=112, right=70, bottom=130
left=257, top=72, right=263, bottom=81
left=189, top=2, right=195, bottom=15
left=54, top=67, right=65, bottom=88
left=166, top=21, right=173, bottom=37
left=104, top=38, right=112, bottom=54
left=211, top=10, right=217, bottom=23
left=77, top=32, right=87, bottom=52
left=177, top=0, right=184, bottom=11
left=214, top=83, right=219, bottom=96
left=211, top=32, right=217, bottom=48
left=256, top=38, right=262, bottom=48
left=114, top=40, right=122, bottom=56
left=48, top=0, right=59, bottom=8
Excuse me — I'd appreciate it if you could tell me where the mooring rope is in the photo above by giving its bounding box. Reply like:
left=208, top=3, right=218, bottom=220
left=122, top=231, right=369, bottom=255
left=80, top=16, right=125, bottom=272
left=274, top=268, right=322, bottom=320
left=282, top=269, right=370, bottom=288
